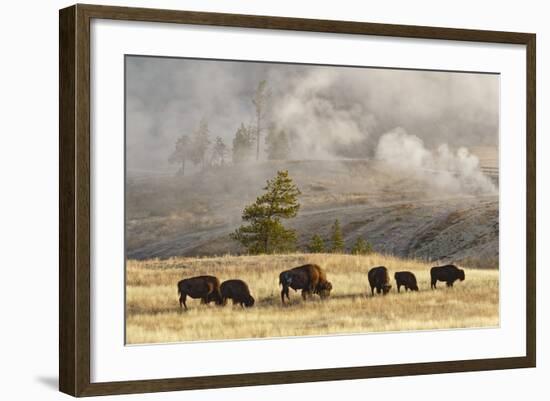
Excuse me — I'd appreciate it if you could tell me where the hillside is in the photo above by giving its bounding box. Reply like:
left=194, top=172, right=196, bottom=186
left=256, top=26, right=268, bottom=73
left=126, top=157, right=498, bottom=267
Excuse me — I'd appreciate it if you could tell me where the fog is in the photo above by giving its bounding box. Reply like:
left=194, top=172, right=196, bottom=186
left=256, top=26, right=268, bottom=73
left=126, top=56, right=499, bottom=175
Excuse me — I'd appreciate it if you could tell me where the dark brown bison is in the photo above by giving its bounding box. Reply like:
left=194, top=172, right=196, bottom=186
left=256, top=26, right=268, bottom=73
left=368, top=266, right=392, bottom=295
left=430, top=264, right=465, bottom=289
left=177, top=275, right=223, bottom=310
left=220, top=279, right=255, bottom=308
left=279, top=264, right=332, bottom=304
left=394, top=271, right=419, bottom=292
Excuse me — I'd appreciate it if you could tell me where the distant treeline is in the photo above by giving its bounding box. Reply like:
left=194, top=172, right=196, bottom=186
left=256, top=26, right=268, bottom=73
left=168, top=80, right=290, bottom=175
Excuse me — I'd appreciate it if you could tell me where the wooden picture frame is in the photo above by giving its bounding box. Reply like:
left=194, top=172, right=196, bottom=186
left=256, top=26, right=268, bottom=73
left=59, top=3, right=536, bottom=397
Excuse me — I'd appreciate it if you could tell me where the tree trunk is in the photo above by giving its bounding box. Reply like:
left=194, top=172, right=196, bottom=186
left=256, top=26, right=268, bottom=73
left=256, top=112, right=261, bottom=161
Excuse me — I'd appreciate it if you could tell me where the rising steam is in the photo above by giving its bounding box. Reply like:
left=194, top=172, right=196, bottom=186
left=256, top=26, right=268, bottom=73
left=375, top=128, right=497, bottom=195
left=126, top=56, right=499, bottom=196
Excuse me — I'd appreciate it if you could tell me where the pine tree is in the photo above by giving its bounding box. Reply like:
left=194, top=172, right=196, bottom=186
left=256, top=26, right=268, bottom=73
left=189, top=118, right=211, bottom=170
left=330, top=219, right=345, bottom=253
left=168, top=134, right=190, bottom=175
left=212, top=136, right=228, bottom=166
left=232, top=123, right=255, bottom=164
left=351, top=237, right=374, bottom=255
left=266, top=125, right=291, bottom=160
left=231, top=170, right=301, bottom=254
left=308, top=234, right=325, bottom=253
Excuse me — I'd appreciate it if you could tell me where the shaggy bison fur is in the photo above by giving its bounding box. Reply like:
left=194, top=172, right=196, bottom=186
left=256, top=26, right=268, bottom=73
left=177, top=275, right=223, bottom=310
left=394, top=271, right=419, bottom=292
left=220, top=279, right=255, bottom=308
left=279, top=264, right=332, bottom=304
left=430, top=264, right=465, bottom=289
left=368, top=266, right=392, bottom=295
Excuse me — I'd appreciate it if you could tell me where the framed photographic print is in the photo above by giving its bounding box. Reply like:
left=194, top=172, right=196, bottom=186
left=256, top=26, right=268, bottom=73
left=59, top=4, right=536, bottom=397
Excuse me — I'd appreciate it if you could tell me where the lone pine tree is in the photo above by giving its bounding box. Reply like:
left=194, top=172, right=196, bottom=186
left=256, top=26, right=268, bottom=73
left=231, top=170, right=301, bottom=254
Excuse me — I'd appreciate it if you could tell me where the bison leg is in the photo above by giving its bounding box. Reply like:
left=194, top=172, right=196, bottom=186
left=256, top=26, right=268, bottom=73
left=214, top=289, right=223, bottom=305
left=431, top=279, right=437, bottom=289
left=281, top=286, right=290, bottom=304
left=301, top=290, right=311, bottom=301
left=179, top=294, right=187, bottom=310
left=397, top=284, right=401, bottom=293
left=447, top=280, right=453, bottom=287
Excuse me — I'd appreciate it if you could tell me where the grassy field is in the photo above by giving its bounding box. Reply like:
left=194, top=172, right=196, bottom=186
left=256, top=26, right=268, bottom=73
left=126, top=253, right=499, bottom=344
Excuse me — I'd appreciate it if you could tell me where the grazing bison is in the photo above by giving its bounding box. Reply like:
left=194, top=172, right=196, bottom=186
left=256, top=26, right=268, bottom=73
left=368, top=266, right=392, bottom=296
left=279, top=264, right=332, bottom=304
left=430, top=264, right=465, bottom=289
left=394, top=271, right=419, bottom=292
left=177, top=275, right=223, bottom=310
left=220, top=279, right=255, bottom=308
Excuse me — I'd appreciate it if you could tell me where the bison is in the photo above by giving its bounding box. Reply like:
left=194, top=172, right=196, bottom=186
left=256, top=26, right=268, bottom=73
left=177, top=275, right=223, bottom=310
left=394, top=271, right=419, bottom=292
left=220, top=279, right=255, bottom=308
left=279, top=264, right=332, bottom=304
left=430, top=264, right=465, bottom=289
left=368, top=266, right=392, bottom=296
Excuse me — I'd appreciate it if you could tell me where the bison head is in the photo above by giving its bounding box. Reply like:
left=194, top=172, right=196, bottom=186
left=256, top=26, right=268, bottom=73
left=458, top=269, right=465, bottom=281
left=411, top=284, right=419, bottom=291
left=244, top=295, right=255, bottom=308
left=317, top=281, right=333, bottom=299
left=382, top=284, right=392, bottom=294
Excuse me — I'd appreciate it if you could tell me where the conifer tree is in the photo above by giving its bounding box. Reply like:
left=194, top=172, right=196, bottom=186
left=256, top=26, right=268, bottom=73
left=168, top=134, right=190, bottom=175
left=231, top=170, right=301, bottom=254
left=351, top=237, right=374, bottom=255
left=308, top=234, right=325, bottom=253
left=189, top=118, right=211, bottom=170
left=330, top=219, right=345, bottom=253
left=232, top=123, right=255, bottom=164
left=212, top=136, right=228, bottom=166
left=265, top=126, right=291, bottom=160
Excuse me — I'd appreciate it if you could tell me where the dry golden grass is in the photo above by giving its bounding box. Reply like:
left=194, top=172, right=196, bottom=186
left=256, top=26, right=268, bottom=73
left=126, top=253, right=499, bottom=344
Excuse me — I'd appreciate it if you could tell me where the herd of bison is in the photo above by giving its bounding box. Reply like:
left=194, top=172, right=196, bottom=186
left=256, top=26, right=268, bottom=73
left=177, top=263, right=466, bottom=310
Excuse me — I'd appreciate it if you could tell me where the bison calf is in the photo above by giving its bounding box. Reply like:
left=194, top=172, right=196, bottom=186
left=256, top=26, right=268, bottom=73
left=394, top=271, right=419, bottom=292
left=279, top=264, right=332, bottom=304
left=220, top=279, right=255, bottom=308
left=368, top=266, right=392, bottom=296
left=177, top=275, right=223, bottom=310
left=430, top=264, right=465, bottom=289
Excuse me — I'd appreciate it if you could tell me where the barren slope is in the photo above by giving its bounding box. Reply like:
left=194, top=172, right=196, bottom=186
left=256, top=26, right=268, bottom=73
left=126, top=158, right=498, bottom=266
